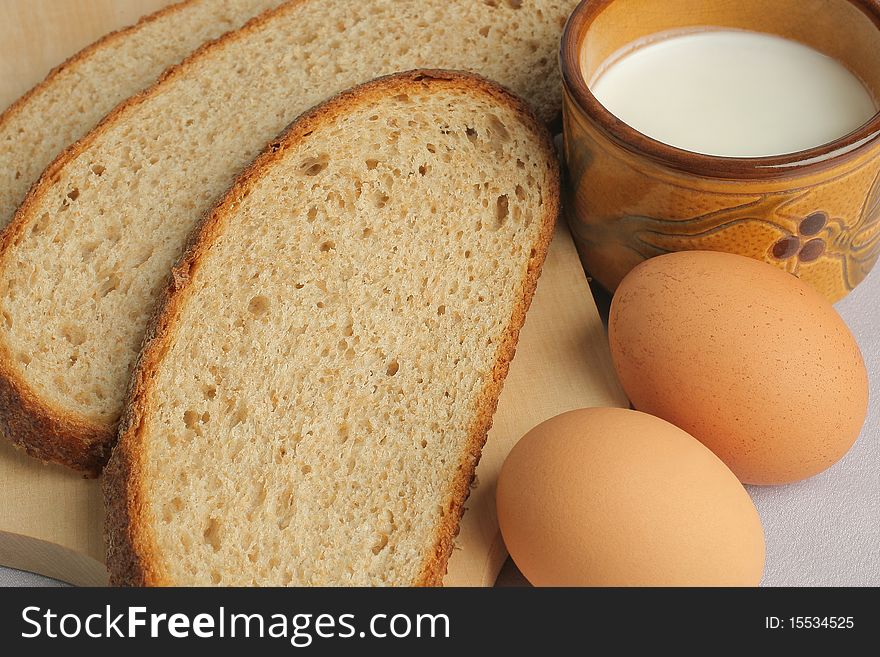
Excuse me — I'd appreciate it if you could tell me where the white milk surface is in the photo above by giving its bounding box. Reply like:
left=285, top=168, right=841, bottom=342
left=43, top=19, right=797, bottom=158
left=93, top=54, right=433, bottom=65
left=588, top=30, right=877, bottom=157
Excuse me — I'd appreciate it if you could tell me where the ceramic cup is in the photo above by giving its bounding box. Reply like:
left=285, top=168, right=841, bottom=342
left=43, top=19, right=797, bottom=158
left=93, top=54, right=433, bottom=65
left=561, top=0, right=880, bottom=301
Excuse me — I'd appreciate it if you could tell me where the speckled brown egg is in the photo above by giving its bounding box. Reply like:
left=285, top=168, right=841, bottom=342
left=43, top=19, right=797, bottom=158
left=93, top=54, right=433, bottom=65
left=609, top=251, right=868, bottom=485
left=496, top=408, right=765, bottom=586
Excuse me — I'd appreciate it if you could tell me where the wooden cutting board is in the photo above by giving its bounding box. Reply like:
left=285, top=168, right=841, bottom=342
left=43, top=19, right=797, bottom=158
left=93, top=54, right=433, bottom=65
left=0, top=0, right=627, bottom=587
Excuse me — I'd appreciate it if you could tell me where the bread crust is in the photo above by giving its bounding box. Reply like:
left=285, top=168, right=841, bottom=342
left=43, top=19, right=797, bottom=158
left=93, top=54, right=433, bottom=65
left=103, top=70, right=559, bottom=586
left=0, top=0, right=200, bottom=477
left=0, top=0, right=563, bottom=478
left=0, top=352, right=114, bottom=475
left=0, top=0, right=193, bottom=132
left=0, top=0, right=301, bottom=476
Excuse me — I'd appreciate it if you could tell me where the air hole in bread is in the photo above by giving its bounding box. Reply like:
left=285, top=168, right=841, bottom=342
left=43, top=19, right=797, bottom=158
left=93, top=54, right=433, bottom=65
left=133, top=247, right=154, bottom=269
left=361, top=227, right=373, bottom=238
left=299, top=155, right=328, bottom=176
left=372, top=192, right=390, bottom=209
left=479, top=25, right=490, bottom=37
left=202, top=385, right=217, bottom=401
left=60, top=323, right=86, bottom=346
left=371, top=533, right=389, bottom=555
left=30, top=213, right=51, bottom=236
left=515, top=184, right=526, bottom=201
left=386, top=360, right=399, bottom=376
left=203, top=519, right=222, bottom=552
left=307, top=206, right=318, bottom=222
left=319, top=240, right=336, bottom=252
left=248, top=295, right=270, bottom=317
left=465, top=127, right=478, bottom=143
left=183, top=410, right=199, bottom=429
left=365, top=159, right=379, bottom=170
left=426, top=143, right=436, bottom=153
left=487, top=119, right=510, bottom=154
left=277, top=488, right=297, bottom=529
left=67, top=188, right=80, bottom=201
left=496, top=195, right=509, bottom=226
left=98, top=272, right=121, bottom=298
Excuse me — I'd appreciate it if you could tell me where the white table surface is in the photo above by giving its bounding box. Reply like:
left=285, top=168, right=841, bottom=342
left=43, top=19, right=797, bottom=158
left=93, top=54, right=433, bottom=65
left=2, top=265, right=878, bottom=587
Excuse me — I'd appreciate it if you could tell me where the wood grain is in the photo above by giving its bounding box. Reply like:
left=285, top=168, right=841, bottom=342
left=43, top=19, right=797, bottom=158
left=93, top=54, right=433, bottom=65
left=0, top=0, right=626, bottom=587
left=445, top=219, right=626, bottom=586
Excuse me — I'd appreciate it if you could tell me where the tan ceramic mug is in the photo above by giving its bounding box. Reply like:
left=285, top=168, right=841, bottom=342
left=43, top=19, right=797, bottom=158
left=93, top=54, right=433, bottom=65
left=561, top=0, right=880, bottom=301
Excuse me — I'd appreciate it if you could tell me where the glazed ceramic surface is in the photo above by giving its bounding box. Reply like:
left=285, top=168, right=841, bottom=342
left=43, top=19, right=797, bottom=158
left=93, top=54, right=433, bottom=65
left=561, top=0, right=880, bottom=301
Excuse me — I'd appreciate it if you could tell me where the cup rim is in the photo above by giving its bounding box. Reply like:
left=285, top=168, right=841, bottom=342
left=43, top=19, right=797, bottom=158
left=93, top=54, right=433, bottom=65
left=560, top=0, right=880, bottom=180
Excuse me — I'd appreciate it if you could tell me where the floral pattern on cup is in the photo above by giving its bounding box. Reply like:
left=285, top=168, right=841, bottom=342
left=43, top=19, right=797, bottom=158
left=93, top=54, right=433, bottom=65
left=770, top=212, right=829, bottom=263
left=562, top=103, right=880, bottom=301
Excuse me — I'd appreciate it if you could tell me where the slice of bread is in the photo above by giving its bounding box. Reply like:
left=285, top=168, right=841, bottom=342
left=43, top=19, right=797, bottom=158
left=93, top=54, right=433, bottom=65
left=103, top=70, right=559, bottom=586
left=0, top=0, right=285, bottom=230
left=0, top=0, right=576, bottom=474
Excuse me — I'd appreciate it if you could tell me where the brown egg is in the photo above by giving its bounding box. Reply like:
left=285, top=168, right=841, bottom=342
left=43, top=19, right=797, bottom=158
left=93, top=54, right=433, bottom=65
left=496, top=408, right=765, bottom=587
left=609, top=251, right=868, bottom=485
